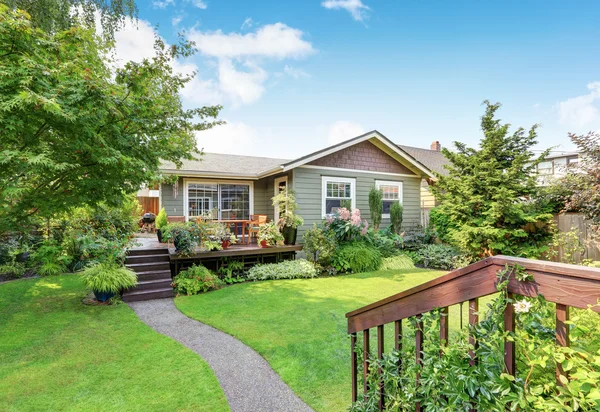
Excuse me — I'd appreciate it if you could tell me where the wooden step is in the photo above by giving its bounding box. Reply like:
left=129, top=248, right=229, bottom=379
left=126, top=262, right=170, bottom=273
left=125, top=254, right=170, bottom=265
left=127, top=248, right=169, bottom=257
left=135, top=270, right=172, bottom=282
left=122, top=287, right=175, bottom=302
left=134, top=278, right=173, bottom=291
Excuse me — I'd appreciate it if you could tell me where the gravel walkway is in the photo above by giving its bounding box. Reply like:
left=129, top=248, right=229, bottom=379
left=128, top=298, right=312, bottom=412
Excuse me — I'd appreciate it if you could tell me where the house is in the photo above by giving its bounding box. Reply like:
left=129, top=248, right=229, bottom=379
left=157, top=130, right=441, bottom=240
left=535, top=151, right=580, bottom=186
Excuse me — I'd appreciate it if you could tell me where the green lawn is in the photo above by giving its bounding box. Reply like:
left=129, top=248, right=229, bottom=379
left=0, top=276, right=229, bottom=412
left=176, top=268, right=469, bottom=412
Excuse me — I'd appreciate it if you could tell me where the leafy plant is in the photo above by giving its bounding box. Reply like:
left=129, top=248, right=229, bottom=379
left=331, top=242, right=382, bottom=274
left=380, top=255, right=415, bottom=270
left=389, top=202, right=403, bottom=235
left=81, top=263, right=138, bottom=293
left=202, top=240, right=222, bottom=251
left=368, top=187, right=383, bottom=231
left=272, top=189, right=304, bottom=229
left=303, top=224, right=338, bottom=266
left=247, top=259, right=318, bottom=281
left=366, top=228, right=402, bottom=258
left=172, top=265, right=223, bottom=296
left=325, top=208, right=369, bottom=243
left=257, top=222, right=284, bottom=246
left=0, top=262, right=26, bottom=279
left=428, top=207, right=455, bottom=243
left=410, top=243, right=467, bottom=270
left=155, top=208, right=168, bottom=230
left=547, top=226, right=585, bottom=264
left=31, top=240, right=67, bottom=276
left=217, top=259, right=245, bottom=284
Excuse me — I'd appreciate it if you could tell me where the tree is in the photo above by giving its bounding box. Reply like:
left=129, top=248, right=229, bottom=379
left=389, top=202, right=403, bottom=234
left=368, top=187, right=383, bottom=231
left=4, top=0, right=137, bottom=38
left=431, top=102, right=553, bottom=258
left=0, top=7, right=222, bottom=231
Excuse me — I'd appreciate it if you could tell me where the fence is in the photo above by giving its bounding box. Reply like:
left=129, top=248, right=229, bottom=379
left=137, top=196, right=159, bottom=215
left=554, top=213, right=600, bottom=263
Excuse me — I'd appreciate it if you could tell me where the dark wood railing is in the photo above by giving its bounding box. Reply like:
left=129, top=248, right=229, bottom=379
left=346, top=256, right=600, bottom=410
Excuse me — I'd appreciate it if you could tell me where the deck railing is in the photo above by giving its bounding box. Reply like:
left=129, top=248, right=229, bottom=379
left=346, top=255, right=600, bottom=410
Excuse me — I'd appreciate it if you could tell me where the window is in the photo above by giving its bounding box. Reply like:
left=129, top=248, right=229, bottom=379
left=537, top=161, right=553, bottom=176
left=376, top=180, right=403, bottom=218
left=186, top=181, right=252, bottom=220
left=322, top=176, right=356, bottom=216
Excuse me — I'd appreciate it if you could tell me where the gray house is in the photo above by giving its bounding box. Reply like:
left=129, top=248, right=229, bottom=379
left=158, top=130, right=439, bottom=240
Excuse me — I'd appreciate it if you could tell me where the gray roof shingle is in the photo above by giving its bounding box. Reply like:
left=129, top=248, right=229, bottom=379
left=161, top=153, right=290, bottom=177
left=397, top=145, right=450, bottom=176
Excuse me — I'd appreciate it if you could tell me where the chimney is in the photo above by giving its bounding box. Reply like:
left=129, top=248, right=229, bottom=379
left=430, top=141, right=441, bottom=151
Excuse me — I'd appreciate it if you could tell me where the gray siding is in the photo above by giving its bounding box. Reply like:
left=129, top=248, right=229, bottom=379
left=292, top=167, right=422, bottom=241
left=160, top=177, right=184, bottom=218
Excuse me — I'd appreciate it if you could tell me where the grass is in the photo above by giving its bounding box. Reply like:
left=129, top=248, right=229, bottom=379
left=175, top=267, right=480, bottom=412
left=0, top=275, right=229, bottom=412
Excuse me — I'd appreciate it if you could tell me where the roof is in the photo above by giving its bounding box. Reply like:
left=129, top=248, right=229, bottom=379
left=543, top=151, right=579, bottom=160
left=161, top=153, right=289, bottom=178
left=397, top=145, right=450, bottom=176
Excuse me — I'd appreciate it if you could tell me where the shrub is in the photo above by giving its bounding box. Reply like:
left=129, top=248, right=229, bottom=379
left=389, top=202, right=403, bottom=234
left=366, top=228, right=402, bottom=258
left=247, top=259, right=318, bottom=281
left=325, top=208, right=369, bottom=242
left=411, top=244, right=467, bottom=270
left=155, top=208, right=168, bottom=230
left=172, top=264, right=224, bottom=295
left=0, top=262, right=26, bottom=279
left=332, top=242, right=382, bottom=274
left=31, top=240, right=67, bottom=276
left=82, top=263, right=138, bottom=293
left=303, top=224, right=337, bottom=265
left=368, top=187, right=383, bottom=231
left=380, top=255, right=416, bottom=270
left=257, top=222, right=284, bottom=246
left=428, top=207, right=455, bottom=242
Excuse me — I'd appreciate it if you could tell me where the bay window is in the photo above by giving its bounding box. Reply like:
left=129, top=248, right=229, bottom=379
left=376, top=180, right=403, bottom=218
left=322, top=176, right=356, bottom=216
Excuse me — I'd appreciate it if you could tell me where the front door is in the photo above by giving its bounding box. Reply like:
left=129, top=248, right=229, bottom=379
left=273, top=176, right=288, bottom=223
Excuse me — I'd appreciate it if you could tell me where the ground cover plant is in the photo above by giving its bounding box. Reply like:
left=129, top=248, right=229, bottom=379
left=172, top=264, right=224, bottom=296
left=0, top=275, right=228, bottom=411
left=247, top=259, right=318, bottom=280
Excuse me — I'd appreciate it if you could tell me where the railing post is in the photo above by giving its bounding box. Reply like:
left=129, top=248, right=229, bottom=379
left=377, top=325, right=384, bottom=411
left=351, top=332, right=357, bottom=403
left=363, top=329, right=370, bottom=397
left=556, top=304, right=570, bottom=384
left=415, top=315, right=424, bottom=412
left=439, top=307, right=449, bottom=356
left=469, top=299, right=479, bottom=365
left=504, top=293, right=516, bottom=376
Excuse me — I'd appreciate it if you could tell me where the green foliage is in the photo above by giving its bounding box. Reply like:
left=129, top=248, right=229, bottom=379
left=172, top=264, right=223, bottom=296
left=380, top=255, right=415, bottom=270
left=431, top=102, right=554, bottom=258
left=389, top=202, right=403, bottom=235
left=0, top=6, right=222, bottom=230
left=366, top=227, right=403, bottom=258
left=325, top=208, right=369, bottom=243
left=331, top=242, right=382, bottom=274
left=155, top=208, right=168, bottom=230
left=81, top=262, right=137, bottom=293
left=411, top=243, right=468, bottom=270
left=352, top=267, right=600, bottom=411
left=547, top=226, right=585, bottom=264
left=247, top=259, right=318, bottom=281
left=217, top=259, right=245, bottom=284
left=257, top=222, right=284, bottom=246
left=272, top=189, right=304, bottom=229
left=368, top=187, right=383, bottom=231
left=303, top=224, right=337, bottom=266
left=0, top=262, right=26, bottom=279
left=428, top=207, right=455, bottom=243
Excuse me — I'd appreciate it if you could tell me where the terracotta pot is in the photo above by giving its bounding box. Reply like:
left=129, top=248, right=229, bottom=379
left=260, top=240, right=269, bottom=248
left=221, top=240, right=230, bottom=249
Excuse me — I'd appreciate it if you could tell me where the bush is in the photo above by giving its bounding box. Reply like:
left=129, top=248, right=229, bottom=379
left=368, top=187, right=383, bottom=231
left=0, top=262, right=26, bottom=279
left=173, top=264, right=224, bottom=295
left=411, top=244, right=467, bottom=270
left=389, top=202, right=403, bottom=234
left=162, top=223, right=197, bottom=256
left=366, top=228, right=403, bottom=258
left=325, top=208, right=368, bottom=242
left=247, top=259, right=318, bottom=281
left=380, top=255, right=416, bottom=270
left=332, top=242, right=382, bottom=274
left=31, top=240, right=67, bottom=276
left=155, top=208, right=168, bottom=230
left=82, top=263, right=138, bottom=293
left=428, top=207, right=455, bottom=242
left=303, top=224, right=337, bottom=265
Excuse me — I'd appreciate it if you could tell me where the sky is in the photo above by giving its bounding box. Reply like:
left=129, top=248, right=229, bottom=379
left=111, top=0, right=600, bottom=158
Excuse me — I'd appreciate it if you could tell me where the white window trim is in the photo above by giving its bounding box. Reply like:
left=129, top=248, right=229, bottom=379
left=321, top=176, right=356, bottom=217
left=376, top=180, right=403, bottom=219
left=273, top=176, right=288, bottom=222
left=183, top=178, right=254, bottom=221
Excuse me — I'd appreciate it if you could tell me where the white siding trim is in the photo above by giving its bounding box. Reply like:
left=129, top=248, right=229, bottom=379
left=376, top=180, right=403, bottom=218
left=321, top=176, right=356, bottom=217
left=299, top=165, right=420, bottom=178
left=273, top=176, right=288, bottom=222
left=183, top=178, right=254, bottom=222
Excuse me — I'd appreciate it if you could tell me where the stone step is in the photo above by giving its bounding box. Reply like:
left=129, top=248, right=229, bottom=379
left=135, top=270, right=173, bottom=282
left=126, top=262, right=170, bottom=273
left=122, top=287, right=175, bottom=302
left=125, top=254, right=170, bottom=265
left=127, top=248, right=169, bottom=257
left=135, top=278, right=173, bottom=291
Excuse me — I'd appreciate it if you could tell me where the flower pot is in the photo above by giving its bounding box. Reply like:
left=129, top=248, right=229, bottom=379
left=93, top=290, right=115, bottom=302
left=221, top=240, right=230, bottom=249
left=281, top=226, right=297, bottom=245
left=157, top=229, right=163, bottom=243
left=15, top=252, right=29, bottom=263
left=260, top=240, right=269, bottom=248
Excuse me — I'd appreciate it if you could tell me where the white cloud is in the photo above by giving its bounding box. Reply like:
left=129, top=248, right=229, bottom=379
left=284, top=65, right=310, bottom=79
left=171, top=15, right=183, bottom=26
left=218, top=60, right=267, bottom=106
left=188, top=23, right=314, bottom=60
left=195, top=121, right=259, bottom=155
left=153, top=0, right=174, bottom=9
left=190, top=0, right=207, bottom=9
left=241, top=17, right=254, bottom=30
left=111, top=18, right=157, bottom=68
left=558, top=82, right=600, bottom=128
left=327, top=121, right=365, bottom=145
left=322, top=0, right=370, bottom=22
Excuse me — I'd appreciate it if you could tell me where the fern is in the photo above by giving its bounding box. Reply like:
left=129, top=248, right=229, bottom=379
left=82, top=263, right=138, bottom=293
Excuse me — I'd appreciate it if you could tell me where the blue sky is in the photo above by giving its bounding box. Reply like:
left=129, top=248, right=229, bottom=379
left=115, top=0, right=600, bottom=158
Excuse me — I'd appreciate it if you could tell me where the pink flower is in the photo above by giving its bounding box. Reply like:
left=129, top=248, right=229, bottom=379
left=361, top=221, right=369, bottom=236
left=338, top=208, right=350, bottom=220
left=325, top=215, right=334, bottom=224
left=350, top=208, right=362, bottom=226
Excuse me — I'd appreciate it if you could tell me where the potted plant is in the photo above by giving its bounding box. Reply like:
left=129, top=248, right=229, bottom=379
left=272, top=189, right=304, bottom=245
left=257, top=222, right=284, bottom=247
left=155, top=208, right=168, bottom=242
left=209, top=223, right=238, bottom=249
left=81, top=262, right=138, bottom=302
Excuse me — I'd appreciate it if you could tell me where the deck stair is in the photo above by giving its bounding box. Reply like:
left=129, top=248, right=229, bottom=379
left=122, top=248, right=174, bottom=302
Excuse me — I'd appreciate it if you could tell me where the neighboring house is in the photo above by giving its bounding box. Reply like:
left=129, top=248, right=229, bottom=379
left=535, top=151, right=580, bottom=186
left=157, top=131, right=439, bottom=240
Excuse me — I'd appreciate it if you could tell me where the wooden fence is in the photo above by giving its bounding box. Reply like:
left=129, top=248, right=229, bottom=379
left=137, top=196, right=159, bottom=215
left=346, top=256, right=600, bottom=410
left=554, top=213, right=600, bottom=263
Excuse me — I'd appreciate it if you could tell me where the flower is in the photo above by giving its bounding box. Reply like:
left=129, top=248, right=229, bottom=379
left=338, top=208, right=350, bottom=220
left=361, top=220, right=369, bottom=235
left=513, top=300, right=532, bottom=314
left=325, top=215, right=334, bottom=224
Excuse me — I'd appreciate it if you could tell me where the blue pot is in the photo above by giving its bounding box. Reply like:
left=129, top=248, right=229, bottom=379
left=93, top=290, right=116, bottom=302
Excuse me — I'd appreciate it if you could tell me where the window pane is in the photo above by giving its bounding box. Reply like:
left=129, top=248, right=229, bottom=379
left=325, top=181, right=351, bottom=199
left=188, top=183, right=218, bottom=217
left=220, top=184, right=250, bottom=220
left=383, top=200, right=394, bottom=214
left=325, top=199, right=341, bottom=214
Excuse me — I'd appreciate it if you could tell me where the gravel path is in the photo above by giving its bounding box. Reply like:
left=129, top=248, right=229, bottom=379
left=128, top=298, right=312, bottom=412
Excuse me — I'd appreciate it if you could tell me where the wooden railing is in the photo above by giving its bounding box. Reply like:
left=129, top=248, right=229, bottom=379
left=346, top=255, right=600, bottom=410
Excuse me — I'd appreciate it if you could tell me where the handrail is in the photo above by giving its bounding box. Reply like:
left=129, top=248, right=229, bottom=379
left=346, top=255, right=600, bottom=334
